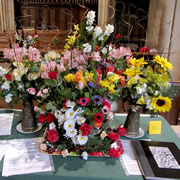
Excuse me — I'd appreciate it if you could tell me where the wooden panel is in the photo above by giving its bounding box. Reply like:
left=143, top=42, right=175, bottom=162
left=50, top=8, right=56, bottom=27
left=59, top=8, right=67, bottom=30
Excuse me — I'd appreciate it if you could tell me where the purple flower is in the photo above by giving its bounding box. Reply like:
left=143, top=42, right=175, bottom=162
left=93, top=95, right=103, bottom=105
left=88, top=82, right=95, bottom=88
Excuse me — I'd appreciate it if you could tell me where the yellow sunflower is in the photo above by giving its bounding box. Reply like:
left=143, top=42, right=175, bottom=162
left=153, top=55, right=173, bottom=71
left=151, top=96, right=172, bottom=112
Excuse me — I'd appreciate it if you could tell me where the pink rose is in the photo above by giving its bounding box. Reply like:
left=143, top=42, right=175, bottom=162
left=42, top=88, right=48, bottom=94
left=34, top=106, right=38, bottom=112
left=37, top=91, right=42, bottom=97
left=27, top=88, right=36, bottom=95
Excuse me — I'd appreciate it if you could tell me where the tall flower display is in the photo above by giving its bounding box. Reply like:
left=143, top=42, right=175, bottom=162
left=36, top=11, right=128, bottom=159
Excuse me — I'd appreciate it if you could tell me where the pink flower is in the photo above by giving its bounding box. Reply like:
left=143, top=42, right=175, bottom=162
left=37, top=91, right=42, bottom=97
left=102, top=105, right=110, bottom=114
left=42, top=88, right=48, bottom=94
left=3, top=48, right=15, bottom=60
left=100, top=131, right=107, bottom=139
left=78, top=81, right=84, bottom=90
left=34, top=106, right=38, bottom=112
left=27, top=88, right=36, bottom=95
left=61, top=149, right=69, bottom=157
left=111, top=47, right=132, bottom=59
left=34, top=34, right=39, bottom=38
left=28, top=46, right=41, bottom=62
left=92, top=51, right=101, bottom=61
left=78, top=97, right=91, bottom=106
left=49, top=61, right=57, bottom=71
left=57, top=63, right=66, bottom=73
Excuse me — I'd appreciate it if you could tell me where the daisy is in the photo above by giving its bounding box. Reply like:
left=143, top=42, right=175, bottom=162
left=76, top=116, right=86, bottom=125
left=66, top=100, right=76, bottom=108
left=63, top=120, right=75, bottom=131
left=77, top=134, right=88, bottom=145
left=58, top=114, right=66, bottom=127
left=65, top=108, right=76, bottom=120
left=75, top=107, right=84, bottom=114
left=66, top=128, right=77, bottom=138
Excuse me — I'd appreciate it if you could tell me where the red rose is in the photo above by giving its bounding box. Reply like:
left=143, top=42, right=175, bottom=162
left=108, top=148, right=120, bottom=158
left=140, top=46, right=150, bottom=52
left=46, top=112, right=55, bottom=123
left=117, top=124, right=126, bottom=136
left=79, top=123, right=92, bottom=136
left=38, top=114, right=47, bottom=123
left=108, top=132, right=120, bottom=141
left=5, top=74, right=11, bottom=81
left=48, top=71, right=57, bottom=80
left=47, top=129, right=58, bottom=143
left=106, top=66, right=115, bottom=75
left=94, top=112, right=104, bottom=122
left=115, top=34, right=121, bottom=39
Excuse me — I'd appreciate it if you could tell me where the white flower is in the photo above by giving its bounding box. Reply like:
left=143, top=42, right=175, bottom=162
left=86, top=26, right=94, bottom=32
left=0, top=67, right=6, bottom=76
left=66, top=128, right=77, bottom=138
left=5, top=93, right=13, bottom=103
left=66, top=100, right=76, bottom=108
left=72, top=137, right=78, bottom=145
left=61, top=149, right=69, bottom=157
left=108, top=45, right=113, bottom=51
left=86, top=11, right=95, bottom=25
left=18, top=84, right=24, bottom=89
left=27, top=35, right=32, bottom=40
left=136, top=84, right=146, bottom=95
left=83, top=43, right=92, bottom=53
left=77, top=134, right=88, bottom=145
left=98, top=35, right=104, bottom=41
left=94, top=26, right=103, bottom=38
left=58, top=114, right=66, bottom=127
left=65, top=108, right=76, bottom=120
left=111, top=142, right=118, bottom=149
left=44, top=51, right=60, bottom=61
left=107, top=112, right=114, bottom=120
left=1, top=82, right=10, bottom=90
left=54, top=110, right=61, bottom=119
left=76, top=116, right=86, bottom=125
left=63, top=120, right=75, bottom=131
left=81, top=151, right=88, bottom=160
left=102, top=47, right=107, bottom=55
left=49, top=122, right=56, bottom=130
left=104, top=24, right=114, bottom=36
left=75, top=107, right=84, bottom=114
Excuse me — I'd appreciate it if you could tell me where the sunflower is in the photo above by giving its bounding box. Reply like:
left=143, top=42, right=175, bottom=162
left=151, top=96, right=172, bottom=112
left=153, top=55, right=173, bottom=71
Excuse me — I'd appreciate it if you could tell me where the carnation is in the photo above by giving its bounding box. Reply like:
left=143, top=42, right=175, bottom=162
left=47, top=129, right=58, bottom=143
left=108, top=132, right=120, bottom=141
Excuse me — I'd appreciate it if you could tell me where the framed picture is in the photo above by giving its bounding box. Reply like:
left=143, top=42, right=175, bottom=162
left=132, top=140, right=180, bottom=180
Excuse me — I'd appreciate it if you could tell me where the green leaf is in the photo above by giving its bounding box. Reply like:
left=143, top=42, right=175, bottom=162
left=44, top=79, right=56, bottom=87
left=46, top=102, right=53, bottom=110
left=85, top=92, right=90, bottom=98
left=92, top=67, right=97, bottom=82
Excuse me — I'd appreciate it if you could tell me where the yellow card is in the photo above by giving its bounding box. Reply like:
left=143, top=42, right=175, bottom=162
left=148, top=121, right=162, bottom=134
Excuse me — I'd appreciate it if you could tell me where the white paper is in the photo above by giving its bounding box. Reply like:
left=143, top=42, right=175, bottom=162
left=0, top=113, right=14, bottom=136
left=2, top=138, right=55, bottom=177
left=120, top=140, right=142, bottom=176
left=0, top=140, right=10, bottom=161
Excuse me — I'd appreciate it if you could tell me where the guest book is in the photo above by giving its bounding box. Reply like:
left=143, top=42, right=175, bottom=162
left=131, top=140, right=180, bottom=180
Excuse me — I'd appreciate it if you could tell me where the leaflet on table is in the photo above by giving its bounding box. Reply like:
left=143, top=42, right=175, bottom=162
left=0, top=140, right=10, bottom=161
left=0, top=113, right=13, bottom=136
left=120, top=140, right=142, bottom=176
left=2, top=137, right=55, bottom=177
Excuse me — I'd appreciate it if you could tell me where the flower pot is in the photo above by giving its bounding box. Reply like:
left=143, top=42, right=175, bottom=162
left=124, top=105, right=140, bottom=137
left=21, top=100, right=38, bottom=132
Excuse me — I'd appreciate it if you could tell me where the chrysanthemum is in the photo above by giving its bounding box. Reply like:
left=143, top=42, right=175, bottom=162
left=93, top=95, right=103, bottom=105
left=65, top=108, right=76, bottom=120
left=78, top=97, right=91, bottom=106
left=153, top=55, right=173, bottom=71
left=76, top=116, right=86, bottom=125
left=66, top=128, right=77, bottom=138
left=63, top=120, right=75, bottom=131
left=77, top=134, right=88, bottom=145
left=151, top=96, right=172, bottom=112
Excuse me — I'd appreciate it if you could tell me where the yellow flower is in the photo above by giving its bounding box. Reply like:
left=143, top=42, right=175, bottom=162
left=64, top=74, right=75, bottom=83
left=153, top=55, right=173, bottom=71
left=64, top=44, right=71, bottom=50
left=108, top=73, right=120, bottom=83
left=127, top=77, right=136, bottom=86
left=129, top=57, right=148, bottom=67
left=151, top=96, right=172, bottom=112
left=85, top=72, right=94, bottom=82
left=74, top=24, right=79, bottom=31
left=123, top=67, right=143, bottom=77
left=137, top=96, right=145, bottom=105
left=108, top=84, right=115, bottom=94
left=138, top=78, right=147, bottom=84
left=99, top=80, right=109, bottom=87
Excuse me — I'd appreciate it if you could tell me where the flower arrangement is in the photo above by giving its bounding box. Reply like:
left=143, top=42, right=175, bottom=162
left=36, top=11, right=129, bottom=159
left=0, top=34, right=41, bottom=106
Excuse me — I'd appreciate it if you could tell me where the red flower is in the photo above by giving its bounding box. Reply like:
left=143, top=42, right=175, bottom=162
left=38, top=114, right=47, bottom=123
left=5, top=74, right=11, bottom=81
left=117, top=124, right=126, bottom=136
left=48, top=71, right=57, bottom=80
left=140, top=46, right=150, bottom=52
left=63, top=99, right=69, bottom=109
left=88, top=152, right=104, bottom=156
left=115, top=34, right=121, bottom=39
left=94, top=112, right=104, bottom=122
left=120, top=76, right=126, bottom=86
left=95, top=45, right=99, bottom=50
left=104, top=101, right=111, bottom=109
left=116, top=69, right=123, bottom=75
left=46, top=112, right=55, bottom=123
left=106, top=66, right=115, bottom=75
left=47, top=129, right=58, bottom=143
left=78, top=97, right=90, bottom=106
left=108, top=132, right=119, bottom=141
left=108, top=148, right=120, bottom=158
left=79, top=123, right=92, bottom=136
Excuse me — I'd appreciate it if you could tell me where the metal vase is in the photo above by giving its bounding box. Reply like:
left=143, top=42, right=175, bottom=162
left=124, top=106, right=140, bottom=137
left=22, top=100, right=38, bottom=132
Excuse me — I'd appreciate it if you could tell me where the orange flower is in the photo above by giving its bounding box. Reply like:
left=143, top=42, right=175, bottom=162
left=94, top=122, right=103, bottom=128
left=74, top=71, right=82, bottom=82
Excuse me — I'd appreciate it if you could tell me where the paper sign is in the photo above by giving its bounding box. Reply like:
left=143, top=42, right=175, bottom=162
left=149, top=121, right=162, bottom=134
